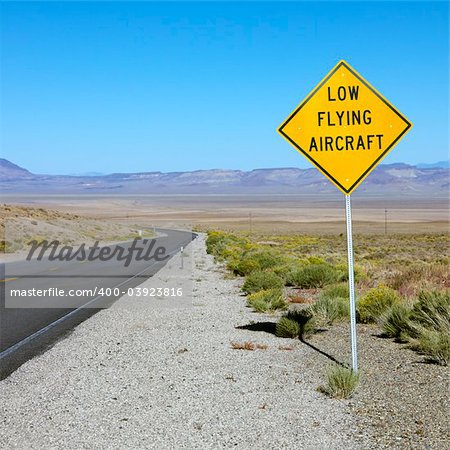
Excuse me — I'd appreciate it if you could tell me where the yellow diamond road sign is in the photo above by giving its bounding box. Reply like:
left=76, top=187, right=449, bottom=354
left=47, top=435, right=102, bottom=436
left=278, top=60, right=412, bottom=195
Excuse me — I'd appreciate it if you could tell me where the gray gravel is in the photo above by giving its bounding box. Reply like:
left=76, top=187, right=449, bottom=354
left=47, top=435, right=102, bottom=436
left=1, top=234, right=372, bottom=449
left=308, top=323, right=450, bottom=449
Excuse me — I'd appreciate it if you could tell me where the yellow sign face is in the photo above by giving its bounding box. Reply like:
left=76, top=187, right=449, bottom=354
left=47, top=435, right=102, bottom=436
left=278, top=60, right=412, bottom=194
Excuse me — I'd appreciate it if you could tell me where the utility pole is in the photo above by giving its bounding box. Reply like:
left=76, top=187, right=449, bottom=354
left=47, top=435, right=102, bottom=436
left=384, top=208, right=387, bottom=235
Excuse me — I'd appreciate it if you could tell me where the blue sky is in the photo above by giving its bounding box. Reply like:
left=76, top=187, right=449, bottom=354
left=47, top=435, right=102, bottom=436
left=0, top=1, right=448, bottom=174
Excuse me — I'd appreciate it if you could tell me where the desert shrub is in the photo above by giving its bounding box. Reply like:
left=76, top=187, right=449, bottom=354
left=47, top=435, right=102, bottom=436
left=286, top=263, right=339, bottom=288
left=231, top=248, right=289, bottom=276
left=276, top=317, right=300, bottom=338
left=409, top=290, right=450, bottom=332
left=244, top=249, right=287, bottom=271
left=312, top=295, right=349, bottom=326
left=285, top=308, right=316, bottom=339
left=269, top=293, right=289, bottom=312
left=321, top=283, right=349, bottom=300
left=247, top=289, right=288, bottom=313
left=357, top=285, right=401, bottom=323
left=229, top=258, right=260, bottom=276
left=206, top=232, right=249, bottom=260
left=387, top=264, right=450, bottom=296
left=335, top=263, right=366, bottom=282
left=283, top=263, right=305, bottom=286
left=407, top=291, right=450, bottom=365
left=319, top=365, right=360, bottom=399
left=242, top=270, right=284, bottom=295
left=377, top=291, right=450, bottom=364
left=271, top=262, right=299, bottom=281
left=306, top=256, right=326, bottom=265
left=206, top=231, right=226, bottom=254
left=220, top=245, right=245, bottom=262
left=379, top=303, right=413, bottom=342
left=275, top=309, right=316, bottom=339
left=410, top=328, right=450, bottom=366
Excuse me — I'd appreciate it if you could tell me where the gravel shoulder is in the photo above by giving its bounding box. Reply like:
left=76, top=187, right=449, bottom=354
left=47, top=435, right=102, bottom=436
left=1, top=234, right=445, bottom=449
left=308, top=324, right=449, bottom=449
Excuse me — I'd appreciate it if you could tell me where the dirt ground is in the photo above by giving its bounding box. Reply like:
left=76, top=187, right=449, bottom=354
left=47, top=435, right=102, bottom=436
left=0, top=203, right=154, bottom=257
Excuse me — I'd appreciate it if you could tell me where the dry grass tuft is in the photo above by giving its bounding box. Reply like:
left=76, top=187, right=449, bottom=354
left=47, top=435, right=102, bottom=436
left=255, top=343, right=268, bottom=350
left=230, top=341, right=255, bottom=351
left=278, top=345, right=294, bottom=351
left=319, top=365, right=360, bottom=399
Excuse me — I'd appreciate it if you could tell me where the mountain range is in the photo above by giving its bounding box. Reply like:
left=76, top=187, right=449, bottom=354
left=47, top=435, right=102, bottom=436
left=0, top=158, right=448, bottom=197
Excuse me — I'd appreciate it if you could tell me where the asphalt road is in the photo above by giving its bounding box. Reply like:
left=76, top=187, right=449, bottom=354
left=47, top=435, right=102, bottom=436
left=0, top=228, right=195, bottom=378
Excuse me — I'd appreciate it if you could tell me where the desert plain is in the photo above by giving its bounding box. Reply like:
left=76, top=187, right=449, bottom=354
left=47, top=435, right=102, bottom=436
left=2, top=193, right=448, bottom=236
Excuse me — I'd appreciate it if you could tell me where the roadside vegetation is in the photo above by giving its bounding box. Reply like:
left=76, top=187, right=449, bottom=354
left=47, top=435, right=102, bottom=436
left=206, top=230, right=450, bottom=366
left=318, top=364, right=361, bottom=399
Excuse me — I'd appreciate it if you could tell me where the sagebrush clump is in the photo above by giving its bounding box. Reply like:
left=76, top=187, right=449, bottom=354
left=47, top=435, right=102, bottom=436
left=319, top=365, right=360, bottom=399
left=286, top=263, right=339, bottom=288
left=408, top=291, right=450, bottom=365
left=284, top=308, right=316, bottom=339
left=312, top=295, right=349, bottom=326
left=357, top=285, right=401, bottom=323
left=379, top=303, right=413, bottom=342
left=276, top=316, right=301, bottom=338
left=321, top=283, right=349, bottom=300
left=242, top=270, right=284, bottom=295
left=247, top=289, right=288, bottom=313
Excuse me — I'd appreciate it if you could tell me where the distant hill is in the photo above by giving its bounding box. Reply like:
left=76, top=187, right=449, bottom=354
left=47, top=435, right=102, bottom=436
left=0, top=159, right=33, bottom=180
left=417, top=160, right=449, bottom=169
left=0, top=158, right=448, bottom=197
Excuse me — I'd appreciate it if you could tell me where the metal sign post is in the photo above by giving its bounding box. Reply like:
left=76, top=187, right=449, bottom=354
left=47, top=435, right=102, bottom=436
left=345, top=195, right=358, bottom=372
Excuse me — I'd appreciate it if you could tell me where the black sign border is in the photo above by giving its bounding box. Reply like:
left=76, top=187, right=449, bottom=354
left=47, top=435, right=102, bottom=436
left=278, top=61, right=413, bottom=194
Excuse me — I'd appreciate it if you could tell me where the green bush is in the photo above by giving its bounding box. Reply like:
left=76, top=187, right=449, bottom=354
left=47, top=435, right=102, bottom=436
left=411, top=328, right=450, bottom=366
left=378, top=291, right=450, bottom=365
left=229, top=258, right=260, bottom=276
left=247, top=289, right=288, bottom=313
left=306, top=256, right=326, bottom=265
left=410, top=291, right=450, bottom=333
left=286, top=264, right=339, bottom=288
left=321, top=283, right=349, bottom=300
left=335, top=263, right=366, bottom=282
left=312, top=295, right=349, bottom=326
left=319, top=365, right=360, bottom=399
left=242, top=270, right=284, bottom=295
left=379, top=303, right=413, bottom=341
left=206, top=231, right=249, bottom=261
left=407, top=291, right=450, bottom=365
left=245, top=249, right=286, bottom=270
left=357, top=285, right=401, bottom=323
left=231, top=249, right=288, bottom=275
left=285, top=308, right=316, bottom=339
left=271, top=262, right=299, bottom=281
left=276, top=316, right=300, bottom=338
left=205, top=231, right=226, bottom=254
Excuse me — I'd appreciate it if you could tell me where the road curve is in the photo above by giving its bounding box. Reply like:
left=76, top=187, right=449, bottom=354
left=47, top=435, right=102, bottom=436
left=0, top=228, right=195, bottom=378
